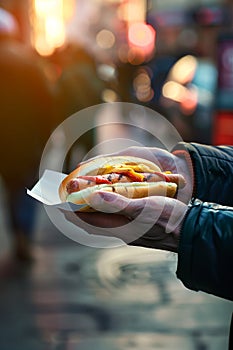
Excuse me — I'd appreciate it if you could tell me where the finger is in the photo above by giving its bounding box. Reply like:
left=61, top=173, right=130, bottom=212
left=88, top=191, right=165, bottom=223
left=89, top=191, right=188, bottom=235
left=88, top=191, right=134, bottom=215
left=85, top=194, right=182, bottom=245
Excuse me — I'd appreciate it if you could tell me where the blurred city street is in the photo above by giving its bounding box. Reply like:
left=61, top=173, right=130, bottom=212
left=0, top=179, right=232, bottom=350
left=0, top=0, right=233, bottom=349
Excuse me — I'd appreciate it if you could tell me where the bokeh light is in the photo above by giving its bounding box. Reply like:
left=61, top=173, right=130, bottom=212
left=128, top=22, right=155, bottom=49
left=96, top=29, right=116, bottom=49
left=163, top=81, right=186, bottom=103
left=31, top=0, right=75, bottom=56
left=101, top=89, right=118, bottom=102
left=170, top=55, right=198, bottom=85
left=133, top=69, right=154, bottom=102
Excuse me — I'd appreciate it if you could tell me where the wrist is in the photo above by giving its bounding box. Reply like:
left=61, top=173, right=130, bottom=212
left=172, top=149, right=194, bottom=204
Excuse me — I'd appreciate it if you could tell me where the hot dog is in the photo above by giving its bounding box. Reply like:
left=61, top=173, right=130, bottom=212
left=59, top=155, right=186, bottom=210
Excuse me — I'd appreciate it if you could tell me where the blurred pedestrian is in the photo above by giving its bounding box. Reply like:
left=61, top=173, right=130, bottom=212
left=49, top=43, right=105, bottom=170
left=0, top=8, right=57, bottom=262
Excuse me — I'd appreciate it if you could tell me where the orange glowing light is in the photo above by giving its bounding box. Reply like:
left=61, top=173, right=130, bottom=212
left=163, top=80, right=198, bottom=115
left=180, top=89, right=198, bottom=115
left=128, top=22, right=155, bottom=48
left=31, top=0, right=75, bottom=56
left=118, top=0, right=147, bottom=23
left=127, top=47, right=145, bottom=65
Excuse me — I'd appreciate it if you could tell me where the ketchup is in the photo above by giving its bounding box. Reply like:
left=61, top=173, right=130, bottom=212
left=78, top=176, right=111, bottom=185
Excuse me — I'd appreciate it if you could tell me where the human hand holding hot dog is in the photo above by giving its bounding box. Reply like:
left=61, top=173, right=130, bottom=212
left=110, top=146, right=193, bottom=204
left=62, top=194, right=187, bottom=252
left=60, top=146, right=193, bottom=252
left=59, top=146, right=193, bottom=207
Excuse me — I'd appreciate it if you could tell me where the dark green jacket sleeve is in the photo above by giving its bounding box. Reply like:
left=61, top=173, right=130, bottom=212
left=175, top=143, right=233, bottom=301
left=183, top=143, right=233, bottom=206
left=177, top=200, right=233, bottom=301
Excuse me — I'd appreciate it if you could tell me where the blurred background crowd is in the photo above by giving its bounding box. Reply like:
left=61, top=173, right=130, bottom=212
left=1, top=0, right=233, bottom=144
left=0, top=1, right=232, bottom=349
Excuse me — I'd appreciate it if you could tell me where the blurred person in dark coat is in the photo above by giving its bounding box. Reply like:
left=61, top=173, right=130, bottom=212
left=0, top=8, right=56, bottom=263
left=49, top=43, right=105, bottom=170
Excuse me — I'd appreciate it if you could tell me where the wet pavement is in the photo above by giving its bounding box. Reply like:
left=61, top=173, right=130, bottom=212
left=0, top=201, right=232, bottom=350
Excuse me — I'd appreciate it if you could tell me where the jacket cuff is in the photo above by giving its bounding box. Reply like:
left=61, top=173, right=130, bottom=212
left=172, top=142, right=196, bottom=198
left=176, top=200, right=200, bottom=292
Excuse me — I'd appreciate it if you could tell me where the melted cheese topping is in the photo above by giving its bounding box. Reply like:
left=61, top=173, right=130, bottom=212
left=98, top=162, right=158, bottom=182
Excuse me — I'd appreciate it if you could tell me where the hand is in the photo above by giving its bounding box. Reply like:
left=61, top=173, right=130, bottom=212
left=61, top=146, right=192, bottom=251
left=61, top=191, right=188, bottom=253
left=112, top=146, right=193, bottom=204
left=81, top=146, right=193, bottom=204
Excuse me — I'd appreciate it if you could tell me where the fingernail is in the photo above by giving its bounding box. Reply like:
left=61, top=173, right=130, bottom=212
left=98, top=192, right=116, bottom=202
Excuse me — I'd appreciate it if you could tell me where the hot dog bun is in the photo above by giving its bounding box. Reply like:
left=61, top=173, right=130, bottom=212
left=59, top=156, right=161, bottom=202
left=59, top=155, right=182, bottom=211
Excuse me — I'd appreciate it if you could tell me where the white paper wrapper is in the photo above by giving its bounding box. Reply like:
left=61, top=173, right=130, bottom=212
left=27, top=169, right=124, bottom=248
left=27, top=169, right=87, bottom=211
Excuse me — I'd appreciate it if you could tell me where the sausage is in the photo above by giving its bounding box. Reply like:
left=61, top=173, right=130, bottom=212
left=66, top=172, right=186, bottom=195
left=66, top=181, right=178, bottom=205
